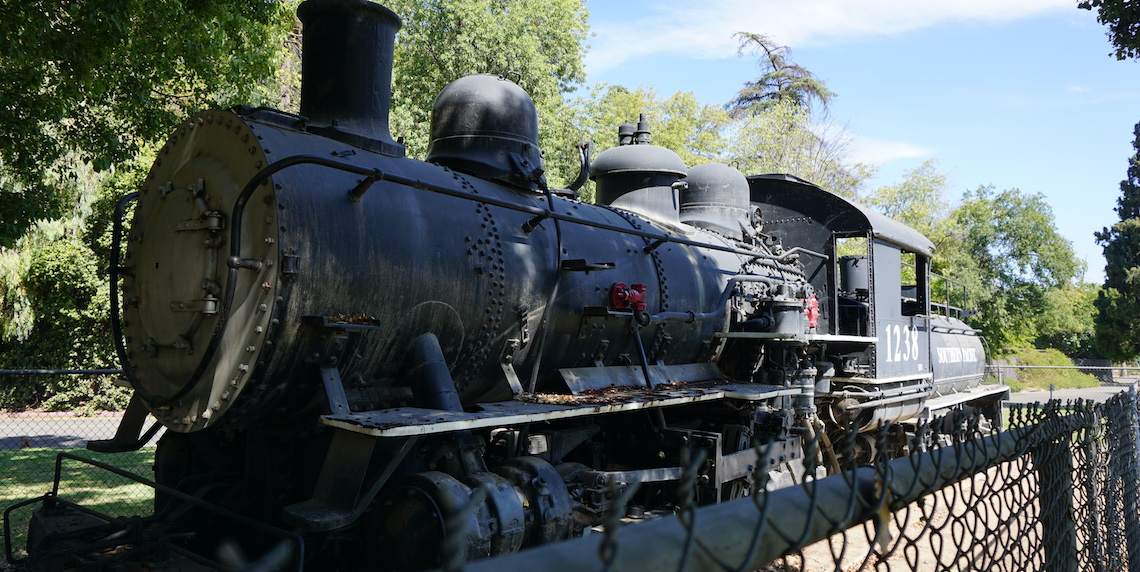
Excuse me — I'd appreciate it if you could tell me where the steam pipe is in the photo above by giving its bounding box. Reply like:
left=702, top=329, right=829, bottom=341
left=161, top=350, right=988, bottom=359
left=410, top=333, right=464, bottom=413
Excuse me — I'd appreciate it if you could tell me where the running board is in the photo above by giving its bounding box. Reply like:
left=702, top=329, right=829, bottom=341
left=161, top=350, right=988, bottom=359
left=922, top=384, right=1010, bottom=416
left=321, top=382, right=801, bottom=437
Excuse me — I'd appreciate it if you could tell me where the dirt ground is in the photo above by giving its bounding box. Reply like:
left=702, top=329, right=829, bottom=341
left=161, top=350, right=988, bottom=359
left=757, top=461, right=1046, bottom=572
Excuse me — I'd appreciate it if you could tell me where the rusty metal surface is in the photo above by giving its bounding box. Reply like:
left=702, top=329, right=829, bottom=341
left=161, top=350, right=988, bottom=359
left=321, top=381, right=797, bottom=437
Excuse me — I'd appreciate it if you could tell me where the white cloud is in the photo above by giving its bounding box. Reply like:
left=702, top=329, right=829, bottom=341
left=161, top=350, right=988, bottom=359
left=587, top=0, right=1074, bottom=73
left=846, top=136, right=933, bottom=166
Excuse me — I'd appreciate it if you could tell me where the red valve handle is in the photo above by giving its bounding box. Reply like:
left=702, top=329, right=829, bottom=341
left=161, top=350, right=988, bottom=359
left=611, top=282, right=648, bottom=311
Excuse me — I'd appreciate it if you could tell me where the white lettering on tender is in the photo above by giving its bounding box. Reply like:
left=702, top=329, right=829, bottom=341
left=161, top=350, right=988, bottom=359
left=936, top=346, right=977, bottom=364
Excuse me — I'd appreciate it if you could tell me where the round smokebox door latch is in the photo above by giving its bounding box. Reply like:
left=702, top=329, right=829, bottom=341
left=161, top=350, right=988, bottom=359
left=159, top=179, right=226, bottom=321
left=134, top=177, right=227, bottom=355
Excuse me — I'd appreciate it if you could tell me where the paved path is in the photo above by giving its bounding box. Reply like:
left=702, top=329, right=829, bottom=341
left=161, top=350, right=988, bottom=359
left=0, top=414, right=163, bottom=450
left=1005, top=382, right=1137, bottom=405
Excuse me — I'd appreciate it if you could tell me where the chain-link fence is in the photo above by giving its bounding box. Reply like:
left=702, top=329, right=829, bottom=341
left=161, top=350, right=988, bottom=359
left=4, top=384, right=1140, bottom=570
left=0, top=371, right=161, bottom=564
left=458, top=391, right=1140, bottom=572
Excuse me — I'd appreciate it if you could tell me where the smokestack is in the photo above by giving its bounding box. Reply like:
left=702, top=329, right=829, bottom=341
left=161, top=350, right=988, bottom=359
left=297, top=0, right=405, bottom=157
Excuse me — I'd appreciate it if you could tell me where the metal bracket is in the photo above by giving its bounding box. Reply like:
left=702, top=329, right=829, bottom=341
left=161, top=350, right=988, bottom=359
left=281, top=434, right=421, bottom=531
left=643, top=239, right=666, bottom=254
left=174, top=213, right=224, bottom=232
left=320, top=365, right=352, bottom=415
left=561, top=259, right=616, bottom=273
left=168, top=296, right=219, bottom=314
left=86, top=394, right=163, bottom=453
left=501, top=362, right=525, bottom=395
left=281, top=252, right=300, bottom=277
left=301, top=315, right=383, bottom=414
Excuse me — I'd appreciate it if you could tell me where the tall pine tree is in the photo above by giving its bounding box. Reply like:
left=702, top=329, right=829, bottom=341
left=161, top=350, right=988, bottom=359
left=1094, top=122, right=1140, bottom=360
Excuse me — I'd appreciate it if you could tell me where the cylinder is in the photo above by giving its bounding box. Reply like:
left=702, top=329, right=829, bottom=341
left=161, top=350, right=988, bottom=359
left=680, top=163, right=750, bottom=239
left=839, top=255, right=870, bottom=294
left=590, top=117, right=687, bottom=224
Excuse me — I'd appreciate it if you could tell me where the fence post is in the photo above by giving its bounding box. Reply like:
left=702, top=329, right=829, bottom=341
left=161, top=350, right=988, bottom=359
left=1081, top=412, right=1106, bottom=572
left=1032, top=407, right=1078, bottom=572
left=1119, top=388, right=1140, bottom=568
left=1105, top=396, right=1127, bottom=568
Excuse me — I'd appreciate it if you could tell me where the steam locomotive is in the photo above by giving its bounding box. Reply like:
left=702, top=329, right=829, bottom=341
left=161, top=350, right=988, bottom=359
left=12, top=0, right=1007, bottom=569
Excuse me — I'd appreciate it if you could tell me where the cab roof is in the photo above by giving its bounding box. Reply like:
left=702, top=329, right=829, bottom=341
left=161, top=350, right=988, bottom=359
left=748, top=174, right=935, bottom=258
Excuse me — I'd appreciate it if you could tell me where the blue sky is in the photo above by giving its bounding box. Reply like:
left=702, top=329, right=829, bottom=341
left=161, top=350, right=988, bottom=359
left=582, top=0, right=1140, bottom=283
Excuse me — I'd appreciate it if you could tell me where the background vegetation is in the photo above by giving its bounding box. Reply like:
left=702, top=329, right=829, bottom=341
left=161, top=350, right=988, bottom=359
left=993, top=349, right=1101, bottom=393
left=0, top=0, right=1130, bottom=411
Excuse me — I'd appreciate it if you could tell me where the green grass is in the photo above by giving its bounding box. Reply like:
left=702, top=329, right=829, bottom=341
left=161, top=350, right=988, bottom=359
left=996, top=348, right=1101, bottom=393
left=1, top=447, right=155, bottom=513
left=1, top=447, right=155, bottom=560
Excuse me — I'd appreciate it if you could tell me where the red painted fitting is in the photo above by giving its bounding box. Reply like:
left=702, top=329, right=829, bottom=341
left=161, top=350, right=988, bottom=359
left=630, top=284, right=648, bottom=311
left=611, top=282, right=647, bottom=311
left=804, top=295, right=820, bottom=328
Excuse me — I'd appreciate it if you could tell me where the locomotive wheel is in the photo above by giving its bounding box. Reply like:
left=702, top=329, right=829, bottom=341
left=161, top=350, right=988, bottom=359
left=355, top=472, right=493, bottom=571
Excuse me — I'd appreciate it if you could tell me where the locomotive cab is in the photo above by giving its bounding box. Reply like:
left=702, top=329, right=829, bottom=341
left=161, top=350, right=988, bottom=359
left=748, top=174, right=1007, bottom=450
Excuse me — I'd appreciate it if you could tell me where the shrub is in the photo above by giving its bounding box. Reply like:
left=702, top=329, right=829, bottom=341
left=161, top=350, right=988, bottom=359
left=996, top=348, right=1101, bottom=392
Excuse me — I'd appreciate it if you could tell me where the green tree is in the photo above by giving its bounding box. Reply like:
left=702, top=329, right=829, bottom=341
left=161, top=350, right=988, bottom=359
left=726, top=33, right=836, bottom=117
left=384, top=0, right=589, bottom=186
left=862, top=161, right=971, bottom=302
left=1078, top=0, right=1140, bottom=60
left=0, top=1, right=296, bottom=411
left=0, top=1, right=294, bottom=180
left=863, top=160, right=952, bottom=239
left=721, top=100, right=874, bottom=197
left=950, top=186, right=1083, bottom=351
left=1093, top=121, right=1140, bottom=360
left=577, top=86, right=729, bottom=163
left=1036, top=283, right=1100, bottom=358
left=0, top=160, right=133, bottom=411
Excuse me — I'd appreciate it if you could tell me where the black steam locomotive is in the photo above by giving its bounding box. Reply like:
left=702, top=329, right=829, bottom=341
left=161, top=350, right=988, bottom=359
left=11, top=0, right=1007, bottom=569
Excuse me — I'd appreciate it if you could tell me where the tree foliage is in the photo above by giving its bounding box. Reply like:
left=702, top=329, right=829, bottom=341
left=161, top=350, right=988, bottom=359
left=383, top=0, right=589, bottom=185
left=0, top=1, right=294, bottom=180
left=0, top=0, right=296, bottom=410
left=950, top=186, right=1082, bottom=351
left=1094, top=121, right=1140, bottom=360
left=862, top=160, right=951, bottom=239
left=727, top=33, right=836, bottom=117
left=0, top=160, right=135, bottom=411
left=1036, top=283, right=1100, bottom=358
left=1078, top=0, right=1140, bottom=60
left=721, top=100, right=873, bottom=197
left=577, top=86, right=729, bottom=163
left=863, top=165, right=1090, bottom=356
